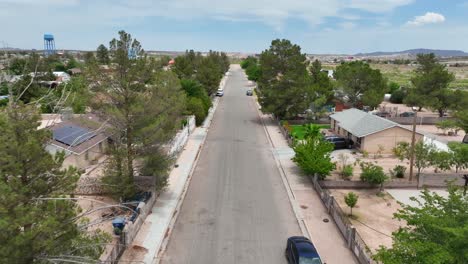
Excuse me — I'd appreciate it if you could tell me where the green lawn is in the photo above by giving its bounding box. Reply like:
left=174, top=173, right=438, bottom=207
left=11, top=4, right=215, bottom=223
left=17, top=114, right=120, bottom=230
left=290, top=124, right=331, bottom=140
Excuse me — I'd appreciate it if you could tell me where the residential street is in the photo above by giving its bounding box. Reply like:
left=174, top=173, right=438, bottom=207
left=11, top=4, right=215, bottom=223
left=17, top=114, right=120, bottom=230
left=160, top=65, right=301, bottom=264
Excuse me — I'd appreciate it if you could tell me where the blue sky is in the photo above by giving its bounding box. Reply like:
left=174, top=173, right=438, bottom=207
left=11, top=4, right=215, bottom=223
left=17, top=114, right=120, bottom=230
left=1, top=0, right=468, bottom=54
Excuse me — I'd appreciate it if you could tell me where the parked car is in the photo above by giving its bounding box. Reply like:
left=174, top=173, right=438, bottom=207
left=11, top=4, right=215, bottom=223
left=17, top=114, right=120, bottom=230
left=374, top=111, right=391, bottom=118
left=216, top=89, right=224, bottom=97
left=246, top=90, right=253, bottom=96
left=324, top=136, right=348, bottom=149
left=399, top=111, right=415, bottom=117
left=285, top=236, right=323, bottom=264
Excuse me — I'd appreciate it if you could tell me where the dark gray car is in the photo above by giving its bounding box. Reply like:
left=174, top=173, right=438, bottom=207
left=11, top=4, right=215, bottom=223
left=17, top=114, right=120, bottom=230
left=324, top=136, right=348, bottom=149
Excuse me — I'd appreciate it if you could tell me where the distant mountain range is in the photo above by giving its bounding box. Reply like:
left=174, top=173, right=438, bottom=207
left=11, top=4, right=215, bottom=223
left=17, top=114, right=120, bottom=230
left=355, top=49, right=468, bottom=57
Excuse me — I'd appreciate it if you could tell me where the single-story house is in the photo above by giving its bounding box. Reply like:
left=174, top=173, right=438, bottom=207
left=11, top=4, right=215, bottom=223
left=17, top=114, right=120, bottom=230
left=68, top=68, right=82, bottom=75
left=52, top=71, right=71, bottom=83
left=45, top=115, right=109, bottom=170
left=330, top=108, right=424, bottom=153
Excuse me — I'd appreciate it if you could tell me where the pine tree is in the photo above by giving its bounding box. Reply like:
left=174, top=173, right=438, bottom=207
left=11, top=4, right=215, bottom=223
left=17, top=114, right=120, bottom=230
left=0, top=104, right=107, bottom=262
left=96, top=44, right=110, bottom=65
left=258, top=39, right=310, bottom=119
left=95, top=31, right=186, bottom=200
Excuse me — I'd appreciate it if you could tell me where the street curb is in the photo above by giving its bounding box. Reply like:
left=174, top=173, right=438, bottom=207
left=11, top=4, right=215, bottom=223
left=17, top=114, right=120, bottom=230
left=251, top=92, right=311, bottom=240
left=152, top=73, right=226, bottom=264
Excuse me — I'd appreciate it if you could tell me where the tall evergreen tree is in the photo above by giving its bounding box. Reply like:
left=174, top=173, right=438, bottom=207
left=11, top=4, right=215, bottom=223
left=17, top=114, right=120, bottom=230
left=95, top=31, right=185, bottom=200
left=96, top=44, right=110, bottom=65
left=334, top=61, right=387, bottom=109
left=0, top=104, right=106, bottom=262
left=258, top=39, right=310, bottom=119
left=308, top=60, right=334, bottom=119
left=405, top=53, right=455, bottom=117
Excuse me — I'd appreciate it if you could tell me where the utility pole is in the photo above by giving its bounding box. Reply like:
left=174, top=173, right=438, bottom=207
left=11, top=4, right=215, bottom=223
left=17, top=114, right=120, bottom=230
left=409, top=110, right=417, bottom=183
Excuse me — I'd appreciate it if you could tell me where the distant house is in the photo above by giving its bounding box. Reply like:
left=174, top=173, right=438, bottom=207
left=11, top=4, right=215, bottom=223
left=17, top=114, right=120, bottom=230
left=68, top=68, right=82, bottom=75
left=45, top=115, right=109, bottom=170
left=330, top=108, right=424, bottom=153
left=53, top=71, right=71, bottom=83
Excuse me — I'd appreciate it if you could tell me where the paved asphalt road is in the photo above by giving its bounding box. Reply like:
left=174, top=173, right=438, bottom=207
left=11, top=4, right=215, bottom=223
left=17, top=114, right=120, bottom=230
left=161, top=66, right=302, bottom=264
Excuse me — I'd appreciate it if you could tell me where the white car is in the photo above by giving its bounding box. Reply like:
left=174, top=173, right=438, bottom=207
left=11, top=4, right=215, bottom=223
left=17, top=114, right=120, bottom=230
left=216, top=89, right=224, bottom=96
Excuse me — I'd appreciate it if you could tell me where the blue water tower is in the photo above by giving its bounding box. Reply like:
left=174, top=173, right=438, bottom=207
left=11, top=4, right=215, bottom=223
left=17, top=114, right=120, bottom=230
left=44, top=34, right=56, bottom=56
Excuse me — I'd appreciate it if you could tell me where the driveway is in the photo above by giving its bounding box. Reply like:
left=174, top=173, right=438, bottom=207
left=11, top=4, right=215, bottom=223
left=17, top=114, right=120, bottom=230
left=387, top=189, right=449, bottom=207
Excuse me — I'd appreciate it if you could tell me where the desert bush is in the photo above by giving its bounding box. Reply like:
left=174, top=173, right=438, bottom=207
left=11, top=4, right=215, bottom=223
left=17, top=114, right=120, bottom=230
left=342, top=165, right=354, bottom=180
left=389, top=165, right=406, bottom=178
left=360, top=162, right=388, bottom=192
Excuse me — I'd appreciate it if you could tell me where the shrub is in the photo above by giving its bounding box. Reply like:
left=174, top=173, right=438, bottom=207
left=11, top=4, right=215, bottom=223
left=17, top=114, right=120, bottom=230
left=362, top=150, right=369, bottom=158
left=430, top=150, right=452, bottom=172
left=360, top=162, right=388, bottom=192
left=448, top=142, right=468, bottom=172
left=283, top=121, right=293, bottom=134
left=292, top=136, right=335, bottom=179
left=245, top=64, right=261, bottom=81
left=181, top=79, right=212, bottom=112
left=390, top=89, right=406, bottom=104
left=187, top=97, right=207, bottom=126
left=342, top=165, right=354, bottom=180
left=388, top=82, right=400, bottom=94
left=390, top=165, right=406, bottom=178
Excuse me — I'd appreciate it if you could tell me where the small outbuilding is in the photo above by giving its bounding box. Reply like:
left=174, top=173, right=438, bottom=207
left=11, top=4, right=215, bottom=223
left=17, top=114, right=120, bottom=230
left=330, top=108, right=424, bottom=153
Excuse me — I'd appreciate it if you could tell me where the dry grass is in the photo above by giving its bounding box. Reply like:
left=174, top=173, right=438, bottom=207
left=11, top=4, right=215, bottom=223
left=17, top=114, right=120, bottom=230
left=322, top=62, right=468, bottom=90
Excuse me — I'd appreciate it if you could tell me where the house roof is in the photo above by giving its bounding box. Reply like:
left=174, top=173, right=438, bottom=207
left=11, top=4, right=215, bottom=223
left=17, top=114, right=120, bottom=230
left=69, top=68, right=82, bottom=74
left=330, top=108, right=421, bottom=137
left=46, top=114, right=109, bottom=155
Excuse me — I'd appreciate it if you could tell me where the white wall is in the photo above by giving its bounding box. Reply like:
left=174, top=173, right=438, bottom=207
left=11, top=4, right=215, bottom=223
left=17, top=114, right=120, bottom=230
left=166, top=115, right=196, bottom=156
left=424, top=135, right=449, bottom=151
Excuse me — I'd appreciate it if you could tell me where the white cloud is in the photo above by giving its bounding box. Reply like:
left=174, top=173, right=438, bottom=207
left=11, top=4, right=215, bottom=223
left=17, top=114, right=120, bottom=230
left=0, top=0, right=414, bottom=31
left=406, top=12, right=445, bottom=26
left=349, top=0, right=414, bottom=13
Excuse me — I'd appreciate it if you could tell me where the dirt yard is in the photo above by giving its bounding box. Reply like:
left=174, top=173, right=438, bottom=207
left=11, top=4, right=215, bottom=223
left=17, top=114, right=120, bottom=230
left=77, top=195, right=129, bottom=262
left=330, top=148, right=466, bottom=182
left=330, top=189, right=403, bottom=252
left=330, top=150, right=412, bottom=181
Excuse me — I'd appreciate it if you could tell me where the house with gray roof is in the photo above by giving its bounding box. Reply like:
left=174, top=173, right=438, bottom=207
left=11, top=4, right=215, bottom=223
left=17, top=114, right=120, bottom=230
left=330, top=108, right=424, bottom=153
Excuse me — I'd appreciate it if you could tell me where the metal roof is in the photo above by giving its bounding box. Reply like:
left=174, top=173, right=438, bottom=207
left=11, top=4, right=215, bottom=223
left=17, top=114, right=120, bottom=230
left=330, top=108, right=400, bottom=137
left=52, top=125, right=96, bottom=147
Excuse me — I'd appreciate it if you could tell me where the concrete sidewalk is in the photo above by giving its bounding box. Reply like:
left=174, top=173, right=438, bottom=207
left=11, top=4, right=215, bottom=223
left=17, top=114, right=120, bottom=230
left=258, top=113, right=358, bottom=264
left=119, top=98, right=220, bottom=264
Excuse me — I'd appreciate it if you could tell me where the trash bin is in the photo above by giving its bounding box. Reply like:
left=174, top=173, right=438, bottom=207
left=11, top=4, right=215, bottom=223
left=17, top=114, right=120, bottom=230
left=112, top=217, right=125, bottom=235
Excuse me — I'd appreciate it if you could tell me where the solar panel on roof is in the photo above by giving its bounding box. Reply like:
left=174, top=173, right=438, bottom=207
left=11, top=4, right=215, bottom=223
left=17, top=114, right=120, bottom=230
left=53, top=125, right=96, bottom=147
